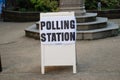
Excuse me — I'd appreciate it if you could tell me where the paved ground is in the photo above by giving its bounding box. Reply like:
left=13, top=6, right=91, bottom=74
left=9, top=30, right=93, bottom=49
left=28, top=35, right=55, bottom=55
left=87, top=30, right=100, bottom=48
left=0, top=19, right=120, bottom=80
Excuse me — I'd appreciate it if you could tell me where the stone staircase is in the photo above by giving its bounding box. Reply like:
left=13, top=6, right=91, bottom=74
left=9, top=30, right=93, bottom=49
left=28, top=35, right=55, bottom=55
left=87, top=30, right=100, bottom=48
left=25, top=12, right=119, bottom=40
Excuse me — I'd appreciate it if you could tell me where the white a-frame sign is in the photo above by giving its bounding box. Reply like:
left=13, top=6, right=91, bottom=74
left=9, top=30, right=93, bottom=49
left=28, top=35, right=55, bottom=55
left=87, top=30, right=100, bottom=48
left=40, top=12, right=77, bottom=74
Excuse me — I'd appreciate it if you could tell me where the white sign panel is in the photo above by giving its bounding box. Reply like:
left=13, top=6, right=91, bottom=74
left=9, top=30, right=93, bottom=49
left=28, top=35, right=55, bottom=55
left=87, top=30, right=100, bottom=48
left=40, top=12, right=76, bottom=44
left=40, top=12, right=77, bottom=74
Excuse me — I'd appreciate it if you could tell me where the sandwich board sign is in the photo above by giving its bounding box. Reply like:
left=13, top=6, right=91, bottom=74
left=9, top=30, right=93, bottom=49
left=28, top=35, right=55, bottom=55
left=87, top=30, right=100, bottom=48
left=40, top=12, right=77, bottom=74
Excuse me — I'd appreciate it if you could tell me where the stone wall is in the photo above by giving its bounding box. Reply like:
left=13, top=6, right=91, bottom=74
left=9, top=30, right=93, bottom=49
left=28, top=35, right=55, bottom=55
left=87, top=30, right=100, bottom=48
left=2, top=9, right=120, bottom=22
left=3, top=10, right=40, bottom=22
left=87, top=9, right=120, bottom=19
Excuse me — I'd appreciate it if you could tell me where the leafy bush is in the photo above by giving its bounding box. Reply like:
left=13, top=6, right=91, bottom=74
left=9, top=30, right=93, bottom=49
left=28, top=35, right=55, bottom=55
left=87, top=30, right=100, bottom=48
left=8, top=0, right=58, bottom=12
left=101, top=0, right=120, bottom=9
left=85, top=0, right=120, bottom=10
left=30, top=0, right=58, bottom=12
left=85, top=0, right=97, bottom=10
left=13, top=0, right=34, bottom=11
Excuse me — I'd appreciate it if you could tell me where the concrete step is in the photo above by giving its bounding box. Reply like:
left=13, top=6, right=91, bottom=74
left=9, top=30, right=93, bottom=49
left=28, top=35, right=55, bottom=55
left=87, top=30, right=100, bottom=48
left=77, top=17, right=108, bottom=30
left=36, top=22, right=39, bottom=29
left=76, top=13, right=97, bottom=23
left=25, top=24, right=40, bottom=39
left=77, top=22, right=119, bottom=40
left=36, top=17, right=107, bottom=30
left=25, top=22, right=119, bottom=40
left=36, top=13, right=97, bottom=28
left=36, top=13, right=98, bottom=29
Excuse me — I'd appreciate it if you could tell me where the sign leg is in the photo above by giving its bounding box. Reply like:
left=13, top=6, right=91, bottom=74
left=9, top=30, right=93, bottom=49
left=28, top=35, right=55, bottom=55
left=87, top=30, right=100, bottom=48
left=0, top=55, right=2, bottom=72
left=41, top=65, right=45, bottom=74
left=73, top=65, right=77, bottom=74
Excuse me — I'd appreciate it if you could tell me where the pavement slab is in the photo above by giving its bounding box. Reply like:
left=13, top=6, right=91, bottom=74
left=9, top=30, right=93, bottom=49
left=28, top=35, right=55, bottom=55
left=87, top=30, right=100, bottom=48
left=0, top=19, right=120, bottom=80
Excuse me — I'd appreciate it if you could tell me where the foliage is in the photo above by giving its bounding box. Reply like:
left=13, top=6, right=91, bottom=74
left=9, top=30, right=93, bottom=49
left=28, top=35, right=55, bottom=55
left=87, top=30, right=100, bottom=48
left=101, top=0, right=120, bottom=9
left=15, top=0, right=34, bottom=11
left=30, top=0, right=58, bottom=12
left=85, top=0, right=120, bottom=10
left=85, top=0, right=97, bottom=10
left=10, top=0, right=58, bottom=12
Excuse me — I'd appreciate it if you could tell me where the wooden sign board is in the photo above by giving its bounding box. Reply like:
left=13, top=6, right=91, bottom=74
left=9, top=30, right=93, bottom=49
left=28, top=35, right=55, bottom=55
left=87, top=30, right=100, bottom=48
left=40, top=12, right=77, bottom=74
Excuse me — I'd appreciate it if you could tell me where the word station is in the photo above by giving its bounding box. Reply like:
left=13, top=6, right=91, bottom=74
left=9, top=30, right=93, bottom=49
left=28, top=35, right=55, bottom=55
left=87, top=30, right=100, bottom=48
left=40, top=20, right=76, bottom=44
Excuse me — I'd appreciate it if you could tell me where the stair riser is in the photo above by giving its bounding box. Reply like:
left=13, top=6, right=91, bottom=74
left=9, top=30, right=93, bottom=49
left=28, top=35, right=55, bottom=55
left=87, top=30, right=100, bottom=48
left=77, top=22, right=107, bottom=30
left=76, top=17, right=96, bottom=23
left=25, top=31, right=40, bottom=40
left=36, top=23, right=39, bottom=29
left=77, top=29, right=118, bottom=40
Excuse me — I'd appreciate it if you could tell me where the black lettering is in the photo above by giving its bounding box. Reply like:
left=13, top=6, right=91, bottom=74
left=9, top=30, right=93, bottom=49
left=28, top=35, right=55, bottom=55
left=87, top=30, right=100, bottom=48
left=64, top=20, right=69, bottom=29
left=46, top=33, right=51, bottom=41
left=56, top=21, right=60, bottom=30
left=46, top=21, right=51, bottom=30
left=61, top=21, right=63, bottom=29
left=41, top=21, right=45, bottom=30
left=70, top=32, right=75, bottom=41
left=52, top=33, right=56, bottom=41
left=62, top=33, right=64, bottom=41
left=41, top=33, right=46, bottom=42
left=56, top=33, right=61, bottom=41
left=52, top=21, right=56, bottom=30
left=65, top=32, right=69, bottom=41
left=70, top=20, right=75, bottom=29
left=56, top=21, right=59, bottom=30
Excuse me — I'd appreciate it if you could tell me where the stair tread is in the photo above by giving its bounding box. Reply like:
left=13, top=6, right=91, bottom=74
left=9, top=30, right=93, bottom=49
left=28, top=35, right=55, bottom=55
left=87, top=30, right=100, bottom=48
left=25, top=24, right=39, bottom=33
left=76, top=13, right=97, bottom=18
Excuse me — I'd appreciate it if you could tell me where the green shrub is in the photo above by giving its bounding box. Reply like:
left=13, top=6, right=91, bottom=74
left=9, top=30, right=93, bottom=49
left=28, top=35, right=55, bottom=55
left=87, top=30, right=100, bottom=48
left=9, top=0, right=58, bottom=12
left=30, top=0, right=58, bottom=12
left=85, top=0, right=97, bottom=10
left=101, top=0, right=120, bottom=9
left=15, top=0, right=34, bottom=11
left=19, top=8, right=27, bottom=12
left=85, top=0, right=120, bottom=10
